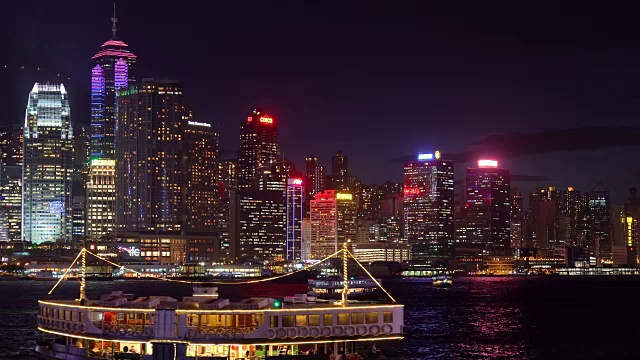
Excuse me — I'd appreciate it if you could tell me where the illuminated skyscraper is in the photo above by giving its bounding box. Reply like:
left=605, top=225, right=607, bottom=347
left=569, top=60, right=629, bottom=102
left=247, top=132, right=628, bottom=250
left=86, top=159, right=115, bottom=239
left=403, top=152, right=454, bottom=261
left=286, top=178, right=304, bottom=260
left=217, top=159, right=237, bottom=260
left=88, top=11, right=136, bottom=239
left=115, top=79, right=185, bottom=234
left=528, top=187, right=560, bottom=249
left=0, top=165, right=21, bottom=241
left=510, top=189, right=524, bottom=249
left=305, top=156, right=325, bottom=198
left=22, top=83, right=73, bottom=244
left=237, top=190, right=286, bottom=261
left=331, top=151, right=349, bottom=191
left=237, top=109, right=279, bottom=191
left=464, top=160, right=510, bottom=252
left=183, top=118, right=219, bottom=235
left=90, top=9, right=136, bottom=159
left=309, top=190, right=357, bottom=259
left=590, top=182, right=612, bottom=265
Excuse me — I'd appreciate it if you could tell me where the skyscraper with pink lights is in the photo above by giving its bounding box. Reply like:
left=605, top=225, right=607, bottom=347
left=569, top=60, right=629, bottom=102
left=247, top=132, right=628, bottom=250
left=90, top=10, right=137, bottom=160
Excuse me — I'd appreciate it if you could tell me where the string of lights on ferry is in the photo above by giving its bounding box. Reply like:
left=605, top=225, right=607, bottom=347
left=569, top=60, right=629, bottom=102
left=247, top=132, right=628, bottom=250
left=1, top=64, right=72, bottom=80
left=48, top=248, right=398, bottom=303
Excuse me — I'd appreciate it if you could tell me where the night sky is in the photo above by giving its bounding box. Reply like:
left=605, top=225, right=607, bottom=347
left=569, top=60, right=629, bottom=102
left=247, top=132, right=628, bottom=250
left=3, top=1, right=640, bottom=203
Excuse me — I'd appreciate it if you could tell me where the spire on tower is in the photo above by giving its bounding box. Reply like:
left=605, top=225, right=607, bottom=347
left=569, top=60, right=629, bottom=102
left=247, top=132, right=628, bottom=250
left=111, top=2, right=118, bottom=39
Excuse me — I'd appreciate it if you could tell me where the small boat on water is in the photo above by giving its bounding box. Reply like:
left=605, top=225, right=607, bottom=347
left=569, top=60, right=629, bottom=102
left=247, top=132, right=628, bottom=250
left=432, top=275, right=453, bottom=288
left=33, top=271, right=59, bottom=281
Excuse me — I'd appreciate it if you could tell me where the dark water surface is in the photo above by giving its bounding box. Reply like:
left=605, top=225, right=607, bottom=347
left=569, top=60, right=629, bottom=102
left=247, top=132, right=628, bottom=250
left=2, top=276, right=639, bottom=359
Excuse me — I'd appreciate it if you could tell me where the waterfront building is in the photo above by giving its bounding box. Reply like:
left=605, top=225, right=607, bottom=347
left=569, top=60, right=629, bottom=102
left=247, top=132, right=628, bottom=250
left=86, top=159, right=116, bottom=239
left=510, top=189, right=524, bottom=249
left=403, top=151, right=454, bottom=261
left=235, top=190, right=286, bottom=261
left=590, top=182, right=612, bottom=265
left=330, top=151, right=349, bottom=192
left=528, top=187, right=560, bottom=249
left=22, top=83, right=73, bottom=244
left=309, top=190, right=357, bottom=259
left=464, top=160, right=510, bottom=252
left=237, top=109, right=279, bottom=191
left=0, top=165, right=21, bottom=241
left=72, top=195, right=86, bottom=241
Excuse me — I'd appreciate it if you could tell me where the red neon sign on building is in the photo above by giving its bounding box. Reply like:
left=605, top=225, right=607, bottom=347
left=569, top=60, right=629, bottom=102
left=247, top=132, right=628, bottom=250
left=259, top=116, right=273, bottom=124
left=404, top=187, right=420, bottom=195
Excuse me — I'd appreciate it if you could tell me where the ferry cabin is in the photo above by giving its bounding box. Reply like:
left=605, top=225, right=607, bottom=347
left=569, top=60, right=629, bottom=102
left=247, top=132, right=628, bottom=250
left=36, top=290, right=404, bottom=360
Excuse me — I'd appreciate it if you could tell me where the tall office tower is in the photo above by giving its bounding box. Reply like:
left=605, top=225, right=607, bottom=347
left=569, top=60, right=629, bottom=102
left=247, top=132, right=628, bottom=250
left=379, top=181, right=403, bottom=196
left=403, top=152, right=454, bottom=261
left=528, top=187, right=560, bottom=249
left=0, top=127, right=8, bottom=166
left=217, top=159, right=237, bottom=260
left=22, top=83, right=73, bottom=244
left=72, top=195, right=86, bottom=241
left=560, top=187, right=589, bottom=247
left=115, top=79, right=185, bottom=234
left=464, top=160, right=510, bottom=252
left=331, top=151, right=349, bottom=191
left=86, top=159, right=115, bottom=239
left=510, top=189, right=524, bottom=249
left=73, top=124, right=91, bottom=186
left=237, top=190, right=286, bottom=261
left=286, top=178, right=304, bottom=260
left=8, top=124, right=23, bottom=166
left=305, top=156, right=325, bottom=198
left=359, top=184, right=383, bottom=220
left=258, top=161, right=286, bottom=192
left=183, top=118, right=219, bottom=234
left=0, top=165, right=22, bottom=241
left=309, top=190, right=357, bottom=259
left=590, top=182, right=612, bottom=265
left=90, top=10, right=136, bottom=159
left=237, top=109, right=279, bottom=191
left=379, top=193, right=404, bottom=243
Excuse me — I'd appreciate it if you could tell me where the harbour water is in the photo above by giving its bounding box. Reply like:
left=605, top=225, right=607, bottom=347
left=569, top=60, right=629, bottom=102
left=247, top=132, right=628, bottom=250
left=3, top=276, right=639, bottom=359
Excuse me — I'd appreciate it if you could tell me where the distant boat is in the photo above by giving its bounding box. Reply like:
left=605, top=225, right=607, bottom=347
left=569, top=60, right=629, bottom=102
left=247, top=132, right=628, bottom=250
left=432, top=275, right=453, bottom=288
left=308, top=276, right=382, bottom=300
left=33, top=271, right=59, bottom=281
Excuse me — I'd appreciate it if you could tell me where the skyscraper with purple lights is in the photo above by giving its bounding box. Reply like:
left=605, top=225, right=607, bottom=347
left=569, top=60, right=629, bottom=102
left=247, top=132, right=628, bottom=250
left=90, top=12, right=136, bottom=160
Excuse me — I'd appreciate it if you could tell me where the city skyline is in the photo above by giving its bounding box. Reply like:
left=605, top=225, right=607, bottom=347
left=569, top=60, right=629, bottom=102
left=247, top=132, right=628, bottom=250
left=3, top=2, right=640, bottom=203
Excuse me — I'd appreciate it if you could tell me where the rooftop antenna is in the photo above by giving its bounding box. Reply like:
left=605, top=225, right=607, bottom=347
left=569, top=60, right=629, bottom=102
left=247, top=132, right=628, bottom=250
left=111, top=2, right=118, bottom=39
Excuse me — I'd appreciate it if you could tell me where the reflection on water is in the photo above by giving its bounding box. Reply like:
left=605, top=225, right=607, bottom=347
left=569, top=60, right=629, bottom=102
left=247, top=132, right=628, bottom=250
left=5, top=276, right=640, bottom=359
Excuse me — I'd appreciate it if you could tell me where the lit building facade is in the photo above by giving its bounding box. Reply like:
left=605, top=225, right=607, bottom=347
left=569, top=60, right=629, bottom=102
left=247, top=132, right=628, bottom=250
left=72, top=196, right=86, bottom=240
left=237, top=109, right=279, bottom=191
left=115, top=79, right=185, bottom=234
left=464, top=160, right=510, bottom=252
left=86, top=159, right=116, bottom=239
left=286, top=178, right=304, bottom=260
left=309, top=190, right=357, bottom=259
left=590, top=183, right=612, bottom=265
left=183, top=118, right=219, bottom=235
left=237, top=190, right=286, bottom=261
left=331, top=151, right=349, bottom=191
left=0, top=165, right=21, bottom=241
left=22, top=83, right=74, bottom=244
left=89, top=22, right=136, bottom=241
left=217, top=159, right=237, bottom=261
left=510, top=189, right=524, bottom=249
left=305, top=156, right=325, bottom=199
left=403, top=152, right=454, bottom=261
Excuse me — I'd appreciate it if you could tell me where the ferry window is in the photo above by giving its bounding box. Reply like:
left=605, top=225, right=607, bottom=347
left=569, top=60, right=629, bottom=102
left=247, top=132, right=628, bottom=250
left=282, top=315, right=294, bottom=327
left=323, top=314, right=333, bottom=326
left=309, top=314, right=320, bottom=326
left=337, top=313, right=350, bottom=325
left=365, top=312, right=378, bottom=324
left=72, top=312, right=78, bottom=321
left=270, top=316, right=278, bottom=328
left=295, top=315, right=307, bottom=327
left=351, top=313, right=364, bottom=324
left=383, top=312, right=393, bottom=323
left=80, top=313, right=85, bottom=322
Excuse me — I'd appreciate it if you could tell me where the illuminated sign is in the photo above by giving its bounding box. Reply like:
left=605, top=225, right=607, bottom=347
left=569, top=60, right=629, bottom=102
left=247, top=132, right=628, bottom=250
left=118, top=246, right=140, bottom=257
left=478, top=159, right=498, bottom=168
left=292, top=178, right=303, bottom=185
left=435, top=150, right=441, bottom=160
left=188, top=121, right=211, bottom=127
left=259, top=117, right=273, bottom=124
left=247, top=116, right=253, bottom=122
left=404, top=187, right=420, bottom=195
left=90, top=159, right=116, bottom=166
left=418, top=153, right=433, bottom=161
left=336, top=193, right=353, bottom=200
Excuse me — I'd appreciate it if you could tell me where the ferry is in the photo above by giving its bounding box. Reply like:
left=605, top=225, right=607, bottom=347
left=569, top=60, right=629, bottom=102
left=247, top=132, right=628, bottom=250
left=308, top=277, right=383, bottom=300
left=35, top=247, right=404, bottom=360
left=431, top=275, right=453, bottom=288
